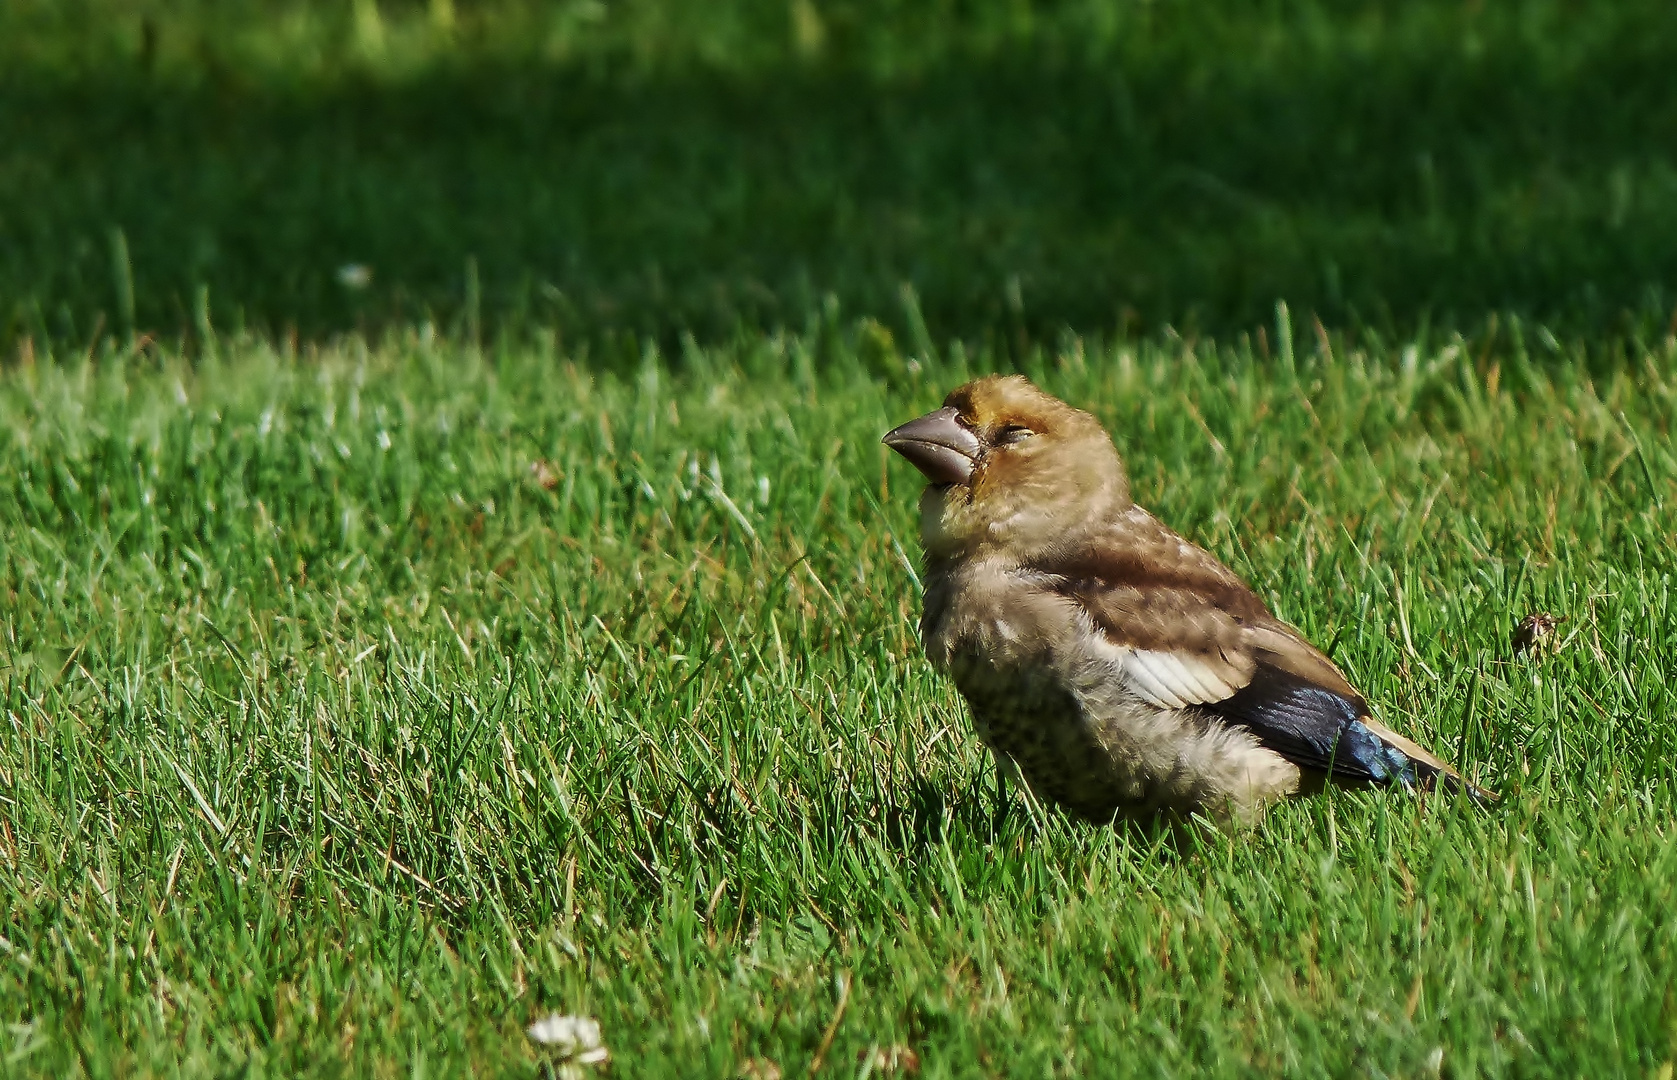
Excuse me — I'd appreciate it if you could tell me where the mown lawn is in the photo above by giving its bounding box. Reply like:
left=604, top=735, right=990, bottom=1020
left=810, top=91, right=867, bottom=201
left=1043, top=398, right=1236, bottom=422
left=5, top=0, right=1677, bottom=344
left=2, top=321, right=1675, bottom=1076
left=5, top=0, right=1677, bottom=1075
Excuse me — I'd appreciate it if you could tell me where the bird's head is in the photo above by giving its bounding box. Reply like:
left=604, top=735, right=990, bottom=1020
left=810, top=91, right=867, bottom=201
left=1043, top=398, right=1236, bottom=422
left=883, top=375, right=1130, bottom=560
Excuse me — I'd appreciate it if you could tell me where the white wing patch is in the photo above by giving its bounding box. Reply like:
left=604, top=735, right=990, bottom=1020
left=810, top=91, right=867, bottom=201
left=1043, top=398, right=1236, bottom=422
left=1121, top=649, right=1242, bottom=709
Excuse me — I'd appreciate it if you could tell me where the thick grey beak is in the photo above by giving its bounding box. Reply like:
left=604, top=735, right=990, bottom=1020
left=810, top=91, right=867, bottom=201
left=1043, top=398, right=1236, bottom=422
left=882, top=406, right=983, bottom=486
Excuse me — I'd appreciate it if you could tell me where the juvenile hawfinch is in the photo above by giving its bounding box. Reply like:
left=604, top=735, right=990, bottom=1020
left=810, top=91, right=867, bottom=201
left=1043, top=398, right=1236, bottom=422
left=884, top=375, right=1490, bottom=823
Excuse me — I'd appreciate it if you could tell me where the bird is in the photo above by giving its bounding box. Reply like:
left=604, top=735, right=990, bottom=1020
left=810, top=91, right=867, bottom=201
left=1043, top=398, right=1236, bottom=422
left=882, top=374, right=1491, bottom=824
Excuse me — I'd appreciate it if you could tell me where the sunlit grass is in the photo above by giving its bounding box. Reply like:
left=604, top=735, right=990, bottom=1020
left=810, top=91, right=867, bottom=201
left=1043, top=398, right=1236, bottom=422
left=2, top=320, right=1674, bottom=1076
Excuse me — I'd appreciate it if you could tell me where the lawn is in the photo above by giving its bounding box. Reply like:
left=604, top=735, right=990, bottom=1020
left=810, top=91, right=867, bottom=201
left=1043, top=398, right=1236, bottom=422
left=5, top=0, right=1677, bottom=344
left=4, top=1, right=1677, bottom=1077
left=3, top=322, right=1675, bottom=1076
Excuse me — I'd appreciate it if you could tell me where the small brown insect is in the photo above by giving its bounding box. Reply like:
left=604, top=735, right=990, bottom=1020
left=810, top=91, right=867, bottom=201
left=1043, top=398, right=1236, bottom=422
left=1511, top=612, right=1564, bottom=656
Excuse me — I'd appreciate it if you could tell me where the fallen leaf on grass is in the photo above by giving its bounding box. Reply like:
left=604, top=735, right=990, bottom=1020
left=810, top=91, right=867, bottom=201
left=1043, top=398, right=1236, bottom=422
left=1511, top=612, right=1564, bottom=655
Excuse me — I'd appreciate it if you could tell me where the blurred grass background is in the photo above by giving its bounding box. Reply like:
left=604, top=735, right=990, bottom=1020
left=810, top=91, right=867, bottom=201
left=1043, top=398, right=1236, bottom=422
left=5, top=0, right=1677, bottom=349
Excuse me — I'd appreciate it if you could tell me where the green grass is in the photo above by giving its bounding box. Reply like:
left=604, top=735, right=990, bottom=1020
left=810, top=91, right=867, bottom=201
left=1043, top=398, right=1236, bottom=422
left=5, top=0, right=1677, bottom=346
left=3, top=320, right=1676, bottom=1076
left=5, top=0, right=1677, bottom=1075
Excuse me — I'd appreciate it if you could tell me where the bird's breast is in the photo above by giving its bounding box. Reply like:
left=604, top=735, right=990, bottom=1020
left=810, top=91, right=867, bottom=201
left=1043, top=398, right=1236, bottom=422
left=920, top=559, right=1076, bottom=674
left=919, top=559, right=1298, bottom=821
left=920, top=561, right=1126, bottom=805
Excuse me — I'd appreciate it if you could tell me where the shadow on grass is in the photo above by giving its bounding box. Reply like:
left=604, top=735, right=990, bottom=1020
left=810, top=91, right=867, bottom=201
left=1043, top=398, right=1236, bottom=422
left=4, top=0, right=1677, bottom=350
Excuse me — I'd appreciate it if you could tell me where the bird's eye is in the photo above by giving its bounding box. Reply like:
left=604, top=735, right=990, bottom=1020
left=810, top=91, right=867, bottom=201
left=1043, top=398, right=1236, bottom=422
left=996, top=424, right=1035, bottom=446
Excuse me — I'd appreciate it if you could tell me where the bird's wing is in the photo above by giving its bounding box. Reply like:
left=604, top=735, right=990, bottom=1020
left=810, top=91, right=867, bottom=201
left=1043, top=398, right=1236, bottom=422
left=1040, top=511, right=1475, bottom=791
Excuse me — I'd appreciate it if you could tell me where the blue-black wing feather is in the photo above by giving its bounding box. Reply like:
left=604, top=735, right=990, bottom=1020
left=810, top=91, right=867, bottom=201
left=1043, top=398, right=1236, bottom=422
left=1202, top=666, right=1419, bottom=786
left=1036, top=521, right=1444, bottom=790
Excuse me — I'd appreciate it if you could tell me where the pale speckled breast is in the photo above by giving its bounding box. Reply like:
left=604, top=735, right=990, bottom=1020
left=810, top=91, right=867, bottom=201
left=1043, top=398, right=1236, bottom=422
left=946, top=652, right=1162, bottom=820
left=922, top=559, right=1167, bottom=820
